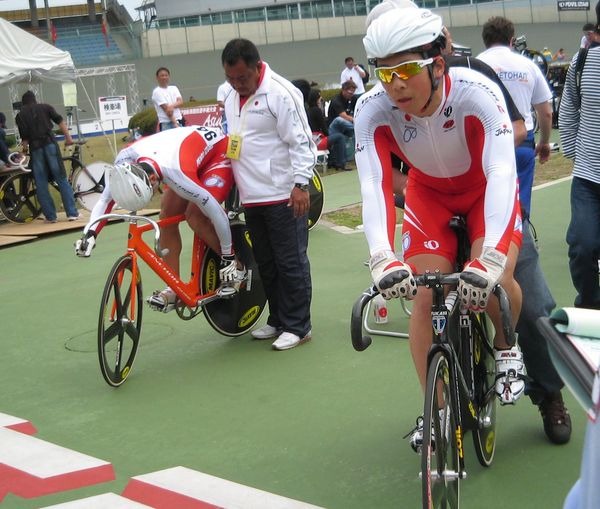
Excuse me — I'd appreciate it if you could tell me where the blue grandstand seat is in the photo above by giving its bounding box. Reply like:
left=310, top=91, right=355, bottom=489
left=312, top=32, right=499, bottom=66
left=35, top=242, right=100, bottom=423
left=55, top=28, right=123, bottom=67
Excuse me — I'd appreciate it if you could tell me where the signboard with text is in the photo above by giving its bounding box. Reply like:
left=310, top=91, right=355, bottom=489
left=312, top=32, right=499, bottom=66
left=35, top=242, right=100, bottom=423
left=557, top=0, right=590, bottom=10
left=181, top=104, right=222, bottom=128
left=98, top=96, right=128, bottom=122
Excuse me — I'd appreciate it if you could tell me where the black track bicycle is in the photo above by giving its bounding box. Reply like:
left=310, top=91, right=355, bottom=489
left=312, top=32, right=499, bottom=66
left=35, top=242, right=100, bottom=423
left=350, top=216, right=515, bottom=508
left=0, top=140, right=107, bottom=223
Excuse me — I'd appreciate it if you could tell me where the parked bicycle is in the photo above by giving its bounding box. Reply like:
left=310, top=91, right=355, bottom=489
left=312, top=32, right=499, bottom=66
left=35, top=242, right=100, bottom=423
left=350, top=216, right=515, bottom=509
left=0, top=140, right=107, bottom=223
left=514, top=35, right=549, bottom=78
left=513, top=35, right=553, bottom=133
left=83, top=189, right=267, bottom=388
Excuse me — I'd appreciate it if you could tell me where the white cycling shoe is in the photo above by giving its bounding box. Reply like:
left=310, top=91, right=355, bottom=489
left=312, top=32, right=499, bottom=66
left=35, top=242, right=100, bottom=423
left=494, top=346, right=525, bottom=405
left=219, top=266, right=248, bottom=297
left=147, top=287, right=177, bottom=313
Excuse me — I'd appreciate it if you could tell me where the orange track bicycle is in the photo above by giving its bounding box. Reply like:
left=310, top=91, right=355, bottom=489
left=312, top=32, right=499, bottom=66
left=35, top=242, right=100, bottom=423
left=84, top=199, right=267, bottom=388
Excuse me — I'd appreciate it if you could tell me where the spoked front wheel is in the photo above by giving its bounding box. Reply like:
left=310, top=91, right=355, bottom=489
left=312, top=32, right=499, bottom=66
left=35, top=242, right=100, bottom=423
left=0, top=172, right=41, bottom=223
left=98, top=255, right=143, bottom=387
left=471, top=313, right=497, bottom=466
left=422, top=351, right=461, bottom=509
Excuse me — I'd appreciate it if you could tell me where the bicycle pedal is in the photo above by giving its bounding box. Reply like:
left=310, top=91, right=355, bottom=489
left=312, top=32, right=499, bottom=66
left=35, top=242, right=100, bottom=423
left=146, top=295, right=176, bottom=313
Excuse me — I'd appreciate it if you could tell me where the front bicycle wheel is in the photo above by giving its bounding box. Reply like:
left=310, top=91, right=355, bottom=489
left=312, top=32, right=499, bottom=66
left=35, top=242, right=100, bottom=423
left=201, top=222, right=266, bottom=336
left=98, top=255, right=143, bottom=387
left=0, top=172, right=41, bottom=223
left=422, top=351, right=460, bottom=509
left=471, top=313, right=497, bottom=466
left=308, top=170, right=324, bottom=230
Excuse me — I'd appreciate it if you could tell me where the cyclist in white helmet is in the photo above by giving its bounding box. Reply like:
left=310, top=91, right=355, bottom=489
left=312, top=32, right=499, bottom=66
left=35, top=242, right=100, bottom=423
left=75, top=126, right=243, bottom=309
left=355, top=2, right=525, bottom=450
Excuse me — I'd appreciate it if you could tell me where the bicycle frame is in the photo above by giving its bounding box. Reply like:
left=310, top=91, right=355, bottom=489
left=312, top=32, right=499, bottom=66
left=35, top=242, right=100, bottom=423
left=85, top=213, right=222, bottom=313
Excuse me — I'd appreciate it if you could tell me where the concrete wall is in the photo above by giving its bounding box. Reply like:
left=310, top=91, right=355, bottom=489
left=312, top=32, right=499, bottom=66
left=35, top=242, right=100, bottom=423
left=140, top=1, right=595, bottom=58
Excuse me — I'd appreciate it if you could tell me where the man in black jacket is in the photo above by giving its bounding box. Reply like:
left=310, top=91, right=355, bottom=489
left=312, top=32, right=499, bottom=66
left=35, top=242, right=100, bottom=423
left=15, top=91, right=79, bottom=223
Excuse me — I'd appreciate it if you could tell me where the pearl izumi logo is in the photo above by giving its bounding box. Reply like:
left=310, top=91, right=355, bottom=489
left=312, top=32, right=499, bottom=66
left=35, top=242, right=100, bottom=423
left=557, top=0, right=589, bottom=11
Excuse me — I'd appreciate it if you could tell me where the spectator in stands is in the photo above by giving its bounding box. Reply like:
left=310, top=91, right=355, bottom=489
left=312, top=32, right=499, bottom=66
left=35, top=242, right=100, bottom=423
left=581, top=22, right=595, bottom=48
left=291, top=79, right=312, bottom=106
left=553, top=48, right=567, bottom=61
left=15, top=91, right=79, bottom=223
left=0, top=112, right=9, bottom=166
left=327, top=80, right=358, bottom=163
left=152, top=67, right=183, bottom=131
left=306, top=88, right=349, bottom=171
left=542, top=46, right=553, bottom=62
left=340, top=56, right=367, bottom=95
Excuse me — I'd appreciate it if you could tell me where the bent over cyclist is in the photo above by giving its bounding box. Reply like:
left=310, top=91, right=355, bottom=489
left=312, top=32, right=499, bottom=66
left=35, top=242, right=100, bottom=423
left=356, top=5, right=525, bottom=449
left=75, top=126, right=242, bottom=309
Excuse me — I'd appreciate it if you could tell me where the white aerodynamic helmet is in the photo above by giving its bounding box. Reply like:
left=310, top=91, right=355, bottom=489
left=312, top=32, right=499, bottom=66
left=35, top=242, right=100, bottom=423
left=363, top=6, right=444, bottom=61
left=365, top=0, right=418, bottom=30
left=108, top=162, right=153, bottom=211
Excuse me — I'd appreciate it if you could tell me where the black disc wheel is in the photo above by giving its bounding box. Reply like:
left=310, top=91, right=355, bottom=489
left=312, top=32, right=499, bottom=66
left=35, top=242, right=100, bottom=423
left=308, top=170, right=324, bottom=230
left=0, top=172, right=41, bottom=223
left=422, top=351, right=460, bottom=509
left=98, top=255, right=143, bottom=387
left=201, top=223, right=267, bottom=336
left=471, top=313, right=497, bottom=467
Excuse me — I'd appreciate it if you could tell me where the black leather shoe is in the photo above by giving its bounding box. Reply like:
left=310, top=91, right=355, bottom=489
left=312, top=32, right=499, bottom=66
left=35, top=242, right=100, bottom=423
left=538, top=391, right=571, bottom=444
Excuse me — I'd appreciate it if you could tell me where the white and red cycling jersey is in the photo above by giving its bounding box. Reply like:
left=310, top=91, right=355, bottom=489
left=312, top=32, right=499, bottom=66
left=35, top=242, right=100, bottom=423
left=87, top=126, right=234, bottom=255
left=354, top=66, right=522, bottom=263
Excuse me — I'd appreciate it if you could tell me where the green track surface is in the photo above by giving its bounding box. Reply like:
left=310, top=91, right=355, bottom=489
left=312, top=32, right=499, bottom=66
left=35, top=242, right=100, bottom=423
left=0, top=175, right=585, bottom=509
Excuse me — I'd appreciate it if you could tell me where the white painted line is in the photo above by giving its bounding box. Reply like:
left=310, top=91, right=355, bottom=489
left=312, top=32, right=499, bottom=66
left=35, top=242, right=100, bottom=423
left=123, top=466, right=326, bottom=509
left=532, top=175, right=572, bottom=191
left=0, top=427, right=114, bottom=501
left=41, top=493, right=154, bottom=508
left=0, top=412, right=37, bottom=435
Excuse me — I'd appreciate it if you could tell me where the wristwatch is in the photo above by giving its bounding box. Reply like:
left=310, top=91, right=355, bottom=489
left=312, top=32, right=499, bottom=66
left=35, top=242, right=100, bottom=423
left=294, top=183, right=309, bottom=192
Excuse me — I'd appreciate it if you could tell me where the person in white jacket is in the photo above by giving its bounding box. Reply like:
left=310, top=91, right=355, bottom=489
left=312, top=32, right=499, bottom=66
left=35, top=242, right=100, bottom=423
left=221, top=38, right=317, bottom=351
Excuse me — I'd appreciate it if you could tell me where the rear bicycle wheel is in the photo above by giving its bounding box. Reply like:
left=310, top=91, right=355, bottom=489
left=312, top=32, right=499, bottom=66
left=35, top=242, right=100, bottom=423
left=0, top=172, right=41, bottom=223
left=422, top=351, right=460, bottom=509
left=71, top=161, right=109, bottom=211
left=201, top=222, right=267, bottom=336
left=308, top=170, right=324, bottom=230
left=98, top=255, right=143, bottom=387
left=471, top=313, right=497, bottom=466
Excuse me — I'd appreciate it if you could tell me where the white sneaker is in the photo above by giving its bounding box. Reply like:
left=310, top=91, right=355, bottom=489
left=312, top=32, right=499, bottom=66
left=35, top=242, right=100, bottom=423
left=494, top=346, right=525, bottom=405
left=272, top=330, right=312, bottom=351
left=67, top=214, right=83, bottom=221
left=251, top=324, right=282, bottom=340
left=147, top=287, right=177, bottom=313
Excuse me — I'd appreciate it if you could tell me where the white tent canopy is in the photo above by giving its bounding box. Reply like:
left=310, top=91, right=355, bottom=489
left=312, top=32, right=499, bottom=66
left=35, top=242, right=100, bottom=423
left=0, top=17, right=76, bottom=86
